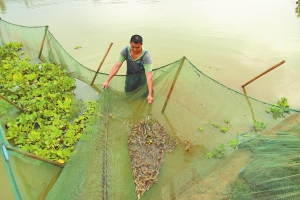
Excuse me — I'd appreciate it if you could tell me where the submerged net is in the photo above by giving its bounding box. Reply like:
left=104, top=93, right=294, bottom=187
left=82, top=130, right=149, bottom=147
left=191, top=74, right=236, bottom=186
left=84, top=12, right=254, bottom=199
left=1, top=19, right=300, bottom=200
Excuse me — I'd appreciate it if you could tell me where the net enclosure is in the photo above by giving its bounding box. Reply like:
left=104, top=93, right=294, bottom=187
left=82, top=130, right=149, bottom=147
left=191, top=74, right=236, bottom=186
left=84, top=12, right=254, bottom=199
left=1, top=19, right=300, bottom=200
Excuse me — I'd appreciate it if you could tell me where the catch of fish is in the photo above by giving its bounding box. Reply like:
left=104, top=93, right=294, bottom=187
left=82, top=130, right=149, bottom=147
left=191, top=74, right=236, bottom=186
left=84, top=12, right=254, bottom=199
left=127, top=117, right=177, bottom=199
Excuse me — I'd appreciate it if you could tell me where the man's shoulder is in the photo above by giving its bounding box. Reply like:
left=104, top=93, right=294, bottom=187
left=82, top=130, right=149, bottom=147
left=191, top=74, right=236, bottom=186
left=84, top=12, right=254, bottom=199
left=142, top=49, right=152, bottom=64
left=143, top=47, right=151, bottom=56
left=142, top=48, right=151, bottom=57
left=120, top=46, right=128, bottom=56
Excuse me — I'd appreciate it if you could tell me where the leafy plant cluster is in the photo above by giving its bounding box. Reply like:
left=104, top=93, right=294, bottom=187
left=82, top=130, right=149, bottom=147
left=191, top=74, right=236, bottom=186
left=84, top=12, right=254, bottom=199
left=198, top=118, right=232, bottom=133
left=205, top=143, right=226, bottom=159
left=0, top=42, right=96, bottom=164
left=253, top=120, right=267, bottom=132
left=266, top=97, right=290, bottom=119
left=228, top=139, right=239, bottom=150
left=205, top=138, right=239, bottom=159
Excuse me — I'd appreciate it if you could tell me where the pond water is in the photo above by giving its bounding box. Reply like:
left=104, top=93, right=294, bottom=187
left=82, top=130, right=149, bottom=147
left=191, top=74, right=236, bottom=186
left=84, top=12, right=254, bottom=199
left=0, top=0, right=299, bottom=199
left=0, top=158, right=14, bottom=199
left=0, top=0, right=299, bottom=108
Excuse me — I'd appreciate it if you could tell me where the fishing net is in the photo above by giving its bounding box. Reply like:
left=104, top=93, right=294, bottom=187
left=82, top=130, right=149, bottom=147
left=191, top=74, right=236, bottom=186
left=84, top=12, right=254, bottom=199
left=1, top=126, right=62, bottom=200
left=1, top=19, right=300, bottom=200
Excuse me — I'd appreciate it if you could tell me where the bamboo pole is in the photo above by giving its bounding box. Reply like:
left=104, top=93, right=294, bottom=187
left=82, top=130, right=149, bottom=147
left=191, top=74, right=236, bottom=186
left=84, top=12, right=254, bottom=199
left=242, top=60, right=285, bottom=87
left=38, top=25, right=48, bottom=59
left=5, top=145, right=64, bottom=167
left=242, top=87, right=255, bottom=121
left=0, top=93, right=24, bottom=112
left=91, top=42, right=113, bottom=85
left=161, top=56, right=186, bottom=113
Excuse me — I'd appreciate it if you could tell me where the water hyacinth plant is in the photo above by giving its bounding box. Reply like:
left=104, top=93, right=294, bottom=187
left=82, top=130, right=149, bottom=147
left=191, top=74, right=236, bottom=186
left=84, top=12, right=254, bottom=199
left=0, top=42, right=96, bottom=164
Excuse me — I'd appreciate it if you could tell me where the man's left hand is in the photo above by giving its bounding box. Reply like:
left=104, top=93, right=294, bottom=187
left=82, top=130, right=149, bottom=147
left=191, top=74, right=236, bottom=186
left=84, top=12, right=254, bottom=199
left=148, top=95, right=153, bottom=104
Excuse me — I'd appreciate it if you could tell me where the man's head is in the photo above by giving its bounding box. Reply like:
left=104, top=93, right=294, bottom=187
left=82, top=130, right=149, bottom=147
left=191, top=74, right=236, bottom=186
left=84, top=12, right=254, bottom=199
left=130, top=35, right=143, bottom=54
left=130, top=35, right=143, bottom=44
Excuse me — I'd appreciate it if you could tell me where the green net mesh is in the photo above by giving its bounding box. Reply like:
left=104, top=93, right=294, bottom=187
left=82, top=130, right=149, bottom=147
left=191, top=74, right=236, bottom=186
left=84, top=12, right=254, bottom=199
left=1, top=19, right=300, bottom=200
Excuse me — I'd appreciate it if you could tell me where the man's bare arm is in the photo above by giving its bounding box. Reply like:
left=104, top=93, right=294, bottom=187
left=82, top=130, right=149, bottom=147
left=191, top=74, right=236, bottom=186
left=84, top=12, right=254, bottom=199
left=102, top=61, right=123, bottom=89
left=145, top=71, right=153, bottom=104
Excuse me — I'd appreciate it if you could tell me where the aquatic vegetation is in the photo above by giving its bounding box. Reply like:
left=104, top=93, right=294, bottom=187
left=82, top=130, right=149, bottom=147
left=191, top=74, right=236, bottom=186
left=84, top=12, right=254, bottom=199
left=224, top=118, right=230, bottom=124
left=198, top=118, right=232, bottom=133
left=0, top=42, right=96, bottom=164
left=198, top=126, right=204, bottom=131
left=228, top=139, right=239, bottom=150
left=221, top=126, right=229, bottom=133
left=266, top=97, right=290, bottom=119
left=253, top=120, right=267, bottom=132
left=206, top=143, right=226, bottom=159
left=211, top=121, right=219, bottom=128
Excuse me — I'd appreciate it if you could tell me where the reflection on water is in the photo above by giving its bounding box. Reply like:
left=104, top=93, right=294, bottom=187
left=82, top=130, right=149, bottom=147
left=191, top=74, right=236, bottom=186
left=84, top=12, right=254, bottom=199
left=74, top=79, right=99, bottom=101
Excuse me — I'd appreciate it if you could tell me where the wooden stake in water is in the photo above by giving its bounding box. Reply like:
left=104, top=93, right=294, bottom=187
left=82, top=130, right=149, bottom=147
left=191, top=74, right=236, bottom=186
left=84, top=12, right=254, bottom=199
left=91, top=42, right=113, bottom=85
left=0, top=93, right=24, bottom=112
left=242, top=60, right=285, bottom=87
left=38, top=25, right=49, bottom=60
left=161, top=56, right=186, bottom=113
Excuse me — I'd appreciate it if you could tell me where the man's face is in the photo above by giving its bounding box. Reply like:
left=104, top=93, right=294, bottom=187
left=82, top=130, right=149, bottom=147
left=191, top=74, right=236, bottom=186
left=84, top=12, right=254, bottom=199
left=130, top=42, right=142, bottom=54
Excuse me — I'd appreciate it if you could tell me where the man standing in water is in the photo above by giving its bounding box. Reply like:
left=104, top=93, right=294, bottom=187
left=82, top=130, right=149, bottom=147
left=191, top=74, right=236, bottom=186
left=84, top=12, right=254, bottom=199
left=102, top=35, right=153, bottom=104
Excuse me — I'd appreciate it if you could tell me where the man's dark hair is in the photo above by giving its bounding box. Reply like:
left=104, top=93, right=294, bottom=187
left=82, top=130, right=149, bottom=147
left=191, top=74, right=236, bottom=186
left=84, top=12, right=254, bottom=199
left=130, top=35, right=143, bottom=44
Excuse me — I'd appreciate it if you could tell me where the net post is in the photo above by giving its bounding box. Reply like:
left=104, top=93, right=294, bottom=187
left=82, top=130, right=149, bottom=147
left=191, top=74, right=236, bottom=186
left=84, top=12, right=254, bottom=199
left=242, top=60, right=285, bottom=88
left=91, top=42, right=113, bottom=85
left=38, top=25, right=48, bottom=60
left=161, top=56, right=186, bottom=113
left=0, top=93, right=24, bottom=112
left=242, top=87, right=255, bottom=121
left=5, top=145, right=64, bottom=167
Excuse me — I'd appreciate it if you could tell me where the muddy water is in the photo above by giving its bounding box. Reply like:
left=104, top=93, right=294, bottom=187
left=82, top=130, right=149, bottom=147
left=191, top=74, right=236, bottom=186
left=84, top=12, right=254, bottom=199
left=0, top=0, right=299, bottom=108
left=0, top=158, right=14, bottom=199
left=0, top=0, right=299, bottom=199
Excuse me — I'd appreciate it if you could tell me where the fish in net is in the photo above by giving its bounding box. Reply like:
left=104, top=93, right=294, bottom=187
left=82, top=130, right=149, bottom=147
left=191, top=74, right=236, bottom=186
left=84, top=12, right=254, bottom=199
left=127, top=117, right=177, bottom=199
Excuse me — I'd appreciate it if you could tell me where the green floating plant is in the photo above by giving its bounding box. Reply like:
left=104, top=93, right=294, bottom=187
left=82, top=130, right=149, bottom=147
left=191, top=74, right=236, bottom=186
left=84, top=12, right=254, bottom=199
left=211, top=121, right=219, bottom=128
left=205, top=143, right=226, bottom=159
left=253, top=120, right=267, bottom=132
left=266, top=97, right=290, bottom=119
left=228, top=139, right=239, bottom=150
left=220, top=126, right=229, bottom=133
left=198, top=126, right=205, bottom=131
left=224, top=118, right=230, bottom=124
